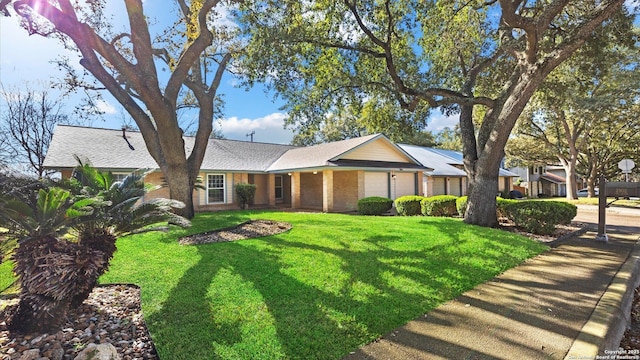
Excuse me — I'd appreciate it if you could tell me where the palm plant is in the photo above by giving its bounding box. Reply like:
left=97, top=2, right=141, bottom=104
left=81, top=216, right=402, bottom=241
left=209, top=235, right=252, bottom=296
left=2, top=185, right=101, bottom=333
left=2, top=161, right=189, bottom=334
left=66, top=161, right=189, bottom=307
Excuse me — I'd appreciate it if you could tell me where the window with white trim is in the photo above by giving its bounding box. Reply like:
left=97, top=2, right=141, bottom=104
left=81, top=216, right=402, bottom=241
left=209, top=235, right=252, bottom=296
left=207, top=174, right=225, bottom=203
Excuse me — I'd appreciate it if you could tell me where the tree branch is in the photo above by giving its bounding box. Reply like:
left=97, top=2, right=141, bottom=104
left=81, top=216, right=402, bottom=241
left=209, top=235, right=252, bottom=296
left=165, top=0, right=221, bottom=103
left=541, top=0, right=625, bottom=74
left=124, top=0, right=160, bottom=89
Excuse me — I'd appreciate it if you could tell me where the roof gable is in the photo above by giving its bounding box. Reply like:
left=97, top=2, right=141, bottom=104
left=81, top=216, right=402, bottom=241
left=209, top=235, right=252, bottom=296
left=338, top=137, right=413, bottom=163
left=267, top=134, right=424, bottom=172
left=541, top=172, right=566, bottom=184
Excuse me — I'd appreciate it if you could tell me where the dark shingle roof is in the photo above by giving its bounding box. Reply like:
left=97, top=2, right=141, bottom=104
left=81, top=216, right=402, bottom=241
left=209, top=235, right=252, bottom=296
left=43, top=125, right=296, bottom=172
left=44, top=126, right=441, bottom=174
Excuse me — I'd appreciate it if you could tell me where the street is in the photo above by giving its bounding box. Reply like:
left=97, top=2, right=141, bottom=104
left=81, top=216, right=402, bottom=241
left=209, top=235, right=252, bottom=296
left=574, top=205, right=640, bottom=236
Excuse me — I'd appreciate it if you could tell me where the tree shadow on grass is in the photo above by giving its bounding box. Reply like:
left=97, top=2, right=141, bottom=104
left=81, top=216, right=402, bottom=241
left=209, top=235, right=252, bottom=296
left=145, top=223, right=541, bottom=360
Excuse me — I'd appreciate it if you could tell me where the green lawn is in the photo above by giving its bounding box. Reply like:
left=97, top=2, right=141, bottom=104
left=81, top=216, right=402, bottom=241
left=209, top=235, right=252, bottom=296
left=93, top=211, right=546, bottom=360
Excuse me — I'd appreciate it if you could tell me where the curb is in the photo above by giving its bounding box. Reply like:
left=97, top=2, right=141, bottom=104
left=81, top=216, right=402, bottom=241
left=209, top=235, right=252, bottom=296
left=564, top=235, right=640, bottom=360
left=548, top=226, right=589, bottom=248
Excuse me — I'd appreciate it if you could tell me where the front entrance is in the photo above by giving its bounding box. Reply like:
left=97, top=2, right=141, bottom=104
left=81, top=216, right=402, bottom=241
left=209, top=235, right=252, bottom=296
left=274, top=174, right=291, bottom=205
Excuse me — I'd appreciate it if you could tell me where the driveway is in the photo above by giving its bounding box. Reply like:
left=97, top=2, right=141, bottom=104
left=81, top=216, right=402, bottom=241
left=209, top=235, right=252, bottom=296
left=574, top=204, right=640, bottom=235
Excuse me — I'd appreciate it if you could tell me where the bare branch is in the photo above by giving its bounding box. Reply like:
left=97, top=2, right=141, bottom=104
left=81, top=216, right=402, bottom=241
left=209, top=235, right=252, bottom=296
left=208, top=52, right=232, bottom=94
left=291, top=39, right=385, bottom=58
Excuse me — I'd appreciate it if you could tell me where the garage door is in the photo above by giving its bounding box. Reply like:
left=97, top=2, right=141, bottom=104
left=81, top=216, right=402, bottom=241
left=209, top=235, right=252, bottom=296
left=432, top=177, right=446, bottom=195
left=394, top=173, right=416, bottom=199
left=450, top=178, right=462, bottom=196
left=364, top=172, right=389, bottom=198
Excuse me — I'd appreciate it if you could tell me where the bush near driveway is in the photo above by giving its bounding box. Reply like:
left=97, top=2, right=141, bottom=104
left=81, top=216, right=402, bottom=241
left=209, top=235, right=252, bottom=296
left=357, top=196, right=393, bottom=215
left=497, top=197, right=518, bottom=218
left=421, top=195, right=458, bottom=217
left=394, top=195, right=425, bottom=216
left=456, top=196, right=468, bottom=217
left=505, top=201, right=577, bottom=235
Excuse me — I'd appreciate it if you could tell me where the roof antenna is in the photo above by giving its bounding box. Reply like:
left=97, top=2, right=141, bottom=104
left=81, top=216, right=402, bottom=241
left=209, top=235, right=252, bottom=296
left=246, top=130, right=255, bottom=142
left=122, top=127, right=135, bottom=150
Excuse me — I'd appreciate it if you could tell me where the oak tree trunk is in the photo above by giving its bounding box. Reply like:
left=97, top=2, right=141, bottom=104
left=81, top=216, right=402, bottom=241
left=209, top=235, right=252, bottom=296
left=465, top=172, right=500, bottom=227
left=561, top=157, right=579, bottom=200
left=462, top=65, right=545, bottom=227
left=165, top=165, right=196, bottom=219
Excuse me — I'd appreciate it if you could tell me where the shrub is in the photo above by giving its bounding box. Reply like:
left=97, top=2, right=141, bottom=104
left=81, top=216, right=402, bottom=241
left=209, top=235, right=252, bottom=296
left=455, top=196, right=516, bottom=218
left=394, top=195, right=425, bottom=216
left=496, top=197, right=518, bottom=218
left=553, top=201, right=578, bottom=224
left=504, top=201, right=577, bottom=235
left=421, top=195, right=459, bottom=217
left=235, top=183, right=257, bottom=209
left=357, top=196, right=393, bottom=215
left=456, top=196, right=468, bottom=217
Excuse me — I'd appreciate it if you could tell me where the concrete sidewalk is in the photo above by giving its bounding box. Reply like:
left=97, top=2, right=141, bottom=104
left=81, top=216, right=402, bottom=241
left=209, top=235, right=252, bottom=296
left=343, top=231, right=640, bottom=360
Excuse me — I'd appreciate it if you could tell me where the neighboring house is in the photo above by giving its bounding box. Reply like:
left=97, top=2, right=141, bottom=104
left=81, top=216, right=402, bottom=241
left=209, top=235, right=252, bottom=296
left=509, top=165, right=584, bottom=197
left=400, top=145, right=517, bottom=197
left=399, top=145, right=467, bottom=196
left=43, top=125, right=430, bottom=213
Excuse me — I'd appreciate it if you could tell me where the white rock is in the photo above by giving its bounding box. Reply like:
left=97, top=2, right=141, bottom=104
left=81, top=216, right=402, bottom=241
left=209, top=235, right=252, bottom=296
left=74, top=343, right=121, bottom=360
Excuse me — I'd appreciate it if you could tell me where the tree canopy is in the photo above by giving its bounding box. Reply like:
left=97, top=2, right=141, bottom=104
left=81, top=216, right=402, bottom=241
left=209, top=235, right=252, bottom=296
left=508, top=30, right=640, bottom=197
left=239, top=0, right=633, bottom=226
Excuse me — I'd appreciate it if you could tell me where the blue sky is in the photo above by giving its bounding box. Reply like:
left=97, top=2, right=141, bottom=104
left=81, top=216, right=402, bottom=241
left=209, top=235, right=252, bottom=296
left=0, top=5, right=458, bottom=144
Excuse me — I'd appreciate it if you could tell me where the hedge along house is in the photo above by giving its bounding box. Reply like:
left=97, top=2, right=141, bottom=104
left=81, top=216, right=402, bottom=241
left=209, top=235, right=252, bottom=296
left=399, top=144, right=518, bottom=197
left=43, top=125, right=429, bottom=213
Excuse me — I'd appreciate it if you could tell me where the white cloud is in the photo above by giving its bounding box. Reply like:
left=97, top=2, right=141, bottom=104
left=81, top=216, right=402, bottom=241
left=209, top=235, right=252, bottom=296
left=95, top=100, right=117, bottom=114
left=218, top=113, right=294, bottom=144
left=428, top=112, right=459, bottom=132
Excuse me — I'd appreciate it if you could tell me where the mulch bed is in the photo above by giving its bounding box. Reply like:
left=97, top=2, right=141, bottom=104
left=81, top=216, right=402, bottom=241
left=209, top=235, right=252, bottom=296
left=178, top=219, right=292, bottom=245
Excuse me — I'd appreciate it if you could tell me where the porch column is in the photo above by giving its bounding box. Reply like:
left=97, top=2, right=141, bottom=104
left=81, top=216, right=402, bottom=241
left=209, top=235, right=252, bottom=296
left=323, top=170, right=334, bottom=212
left=357, top=171, right=365, bottom=200
left=291, top=172, right=301, bottom=209
left=267, top=174, right=276, bottom=206
left=426, top=175, right=433, bottom=197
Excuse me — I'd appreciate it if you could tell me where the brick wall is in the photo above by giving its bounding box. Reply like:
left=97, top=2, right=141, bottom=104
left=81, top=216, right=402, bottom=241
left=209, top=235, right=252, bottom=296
left=333, top=171, right=359, bottom=211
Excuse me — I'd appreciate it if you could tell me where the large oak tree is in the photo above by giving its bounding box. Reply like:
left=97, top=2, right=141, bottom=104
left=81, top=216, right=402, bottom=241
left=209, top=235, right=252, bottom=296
left=2, top=0, right=241, bottom=218
left=240, top=0, right=632, bottom=227
left=508, top=36, right=640, bottom=199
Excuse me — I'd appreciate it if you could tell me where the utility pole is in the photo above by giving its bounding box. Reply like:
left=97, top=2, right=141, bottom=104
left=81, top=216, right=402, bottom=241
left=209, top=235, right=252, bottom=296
left=246, top=130, right=255, bottom=142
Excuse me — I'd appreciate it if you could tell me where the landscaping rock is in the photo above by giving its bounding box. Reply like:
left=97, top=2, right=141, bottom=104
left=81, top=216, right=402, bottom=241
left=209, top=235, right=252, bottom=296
left=0, top=285, right=157, bottom=360
left=74, top=343, right=120, bottom=360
